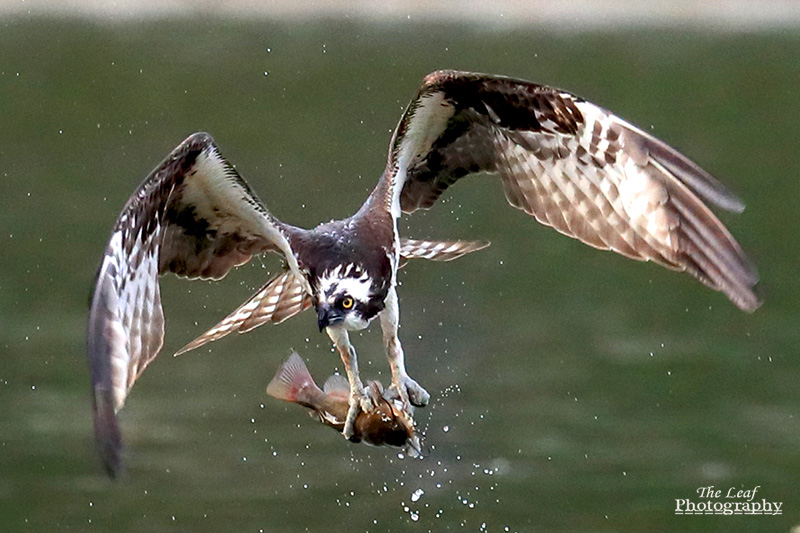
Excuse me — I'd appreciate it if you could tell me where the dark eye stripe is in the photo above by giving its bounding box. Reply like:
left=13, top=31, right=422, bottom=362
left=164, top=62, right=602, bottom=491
left=324, top=282, right=339, bottom=297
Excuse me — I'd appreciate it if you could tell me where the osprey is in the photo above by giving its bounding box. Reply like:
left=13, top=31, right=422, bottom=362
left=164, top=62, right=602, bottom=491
left=87, top=70, right=760, bottom=476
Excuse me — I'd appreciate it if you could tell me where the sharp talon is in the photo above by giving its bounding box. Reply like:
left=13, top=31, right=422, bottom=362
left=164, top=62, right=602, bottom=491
left=343, top=386, right=374, bottom=439
left=392, top=376, right=430, bottom=408
left=359, top=394, right=375, bottom=413
left=395, top=383, right=410, bottom=406
left=343, top=401, right=358, bottom=439
left=408, top=383, right=430, bottom=407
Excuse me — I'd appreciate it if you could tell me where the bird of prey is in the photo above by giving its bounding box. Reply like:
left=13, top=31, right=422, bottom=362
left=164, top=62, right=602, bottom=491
left=87, top=70, right=760, bottom=476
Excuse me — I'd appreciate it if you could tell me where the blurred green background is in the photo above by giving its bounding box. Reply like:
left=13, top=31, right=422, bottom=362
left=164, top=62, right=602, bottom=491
left=1, top=15, right=798, bottom=531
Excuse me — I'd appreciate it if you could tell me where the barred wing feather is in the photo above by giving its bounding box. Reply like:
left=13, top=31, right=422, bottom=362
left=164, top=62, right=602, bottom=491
left=385, top=70, right=760, bottom=312
left=86, top=132, right=300, bottom=476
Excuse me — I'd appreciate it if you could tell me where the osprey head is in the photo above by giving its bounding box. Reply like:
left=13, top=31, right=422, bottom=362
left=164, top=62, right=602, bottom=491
left=314, top=263, right=385, bottom=332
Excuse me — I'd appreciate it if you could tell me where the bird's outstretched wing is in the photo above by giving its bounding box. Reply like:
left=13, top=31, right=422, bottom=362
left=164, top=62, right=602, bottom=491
left=382, top=70, right=760, bottom=312
left=87, top=132, right=301, bottom=476
left=175, top=269, right=312, bottom=355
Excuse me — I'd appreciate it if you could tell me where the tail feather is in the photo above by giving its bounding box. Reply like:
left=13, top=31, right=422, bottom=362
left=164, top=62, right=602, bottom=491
left=399, top=238, right=490, bottom=262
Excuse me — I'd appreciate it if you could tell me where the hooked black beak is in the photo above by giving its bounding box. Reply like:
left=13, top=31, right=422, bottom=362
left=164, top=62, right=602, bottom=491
left=317, top=306, right=343, bottom=332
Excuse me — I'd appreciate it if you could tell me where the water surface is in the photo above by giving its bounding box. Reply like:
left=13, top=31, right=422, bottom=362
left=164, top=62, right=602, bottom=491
left=1, top=19, right=798, bottom=531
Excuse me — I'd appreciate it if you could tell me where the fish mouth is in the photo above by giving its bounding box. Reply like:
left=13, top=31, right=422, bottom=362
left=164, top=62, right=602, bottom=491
left=317, top=306, right=344, bottom=331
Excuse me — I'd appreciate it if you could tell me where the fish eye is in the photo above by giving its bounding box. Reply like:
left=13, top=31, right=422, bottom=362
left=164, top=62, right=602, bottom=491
left=341, top=296, right=355, bottom=310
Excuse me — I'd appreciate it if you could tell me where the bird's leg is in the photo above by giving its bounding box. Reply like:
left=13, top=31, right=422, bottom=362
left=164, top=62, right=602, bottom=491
left=272, top=233, right=313, bottom=297
left=380, top=287, right=430, bottom=408
left=327, top=327, right=374, bottom=439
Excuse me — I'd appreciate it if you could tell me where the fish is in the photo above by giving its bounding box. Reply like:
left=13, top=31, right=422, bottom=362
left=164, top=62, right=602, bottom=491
left=267, top=352, right=421, bottom=455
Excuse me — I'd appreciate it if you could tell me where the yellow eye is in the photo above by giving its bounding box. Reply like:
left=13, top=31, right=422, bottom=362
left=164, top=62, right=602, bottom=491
left=341, top=297, right=354, bottom=310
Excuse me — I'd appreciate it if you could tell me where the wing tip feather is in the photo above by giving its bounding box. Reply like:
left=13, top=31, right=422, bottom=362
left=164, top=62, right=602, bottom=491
left=92, top=387, right=124, bottom=478
left=622, top=120, right=747, bottom=214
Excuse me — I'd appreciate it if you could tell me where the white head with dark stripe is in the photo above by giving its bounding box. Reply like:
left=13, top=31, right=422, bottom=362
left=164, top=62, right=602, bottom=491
left=314, top=263, right=386, bottom=331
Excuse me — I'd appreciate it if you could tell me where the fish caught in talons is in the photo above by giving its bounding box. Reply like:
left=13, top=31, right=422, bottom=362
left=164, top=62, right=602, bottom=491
left=267, top=352, right=422, bottom=456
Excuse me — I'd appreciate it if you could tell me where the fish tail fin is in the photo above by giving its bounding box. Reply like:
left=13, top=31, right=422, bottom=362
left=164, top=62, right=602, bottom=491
left=267, top=351, right=320, bottom=403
